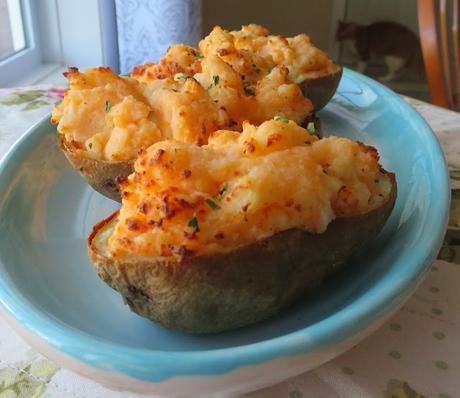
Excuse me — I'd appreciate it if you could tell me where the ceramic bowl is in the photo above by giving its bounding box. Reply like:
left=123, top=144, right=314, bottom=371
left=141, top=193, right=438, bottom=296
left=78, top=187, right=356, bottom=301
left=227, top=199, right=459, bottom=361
left=0, top=69, right=449, bottom=397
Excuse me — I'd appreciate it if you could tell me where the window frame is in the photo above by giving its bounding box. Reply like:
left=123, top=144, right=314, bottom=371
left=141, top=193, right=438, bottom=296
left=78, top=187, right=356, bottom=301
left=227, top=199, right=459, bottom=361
left=0, top=0, right=43, bottom=87
left=0, top=0, right=167, bottom=86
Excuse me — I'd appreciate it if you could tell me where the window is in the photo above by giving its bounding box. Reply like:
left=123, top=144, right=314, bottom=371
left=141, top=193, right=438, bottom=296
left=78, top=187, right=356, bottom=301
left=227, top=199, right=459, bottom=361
left=0, top=0, right=117, bottom=87
left=0, top=0, right=43, bottom=87
left=0, top=0, right=26, bottom=61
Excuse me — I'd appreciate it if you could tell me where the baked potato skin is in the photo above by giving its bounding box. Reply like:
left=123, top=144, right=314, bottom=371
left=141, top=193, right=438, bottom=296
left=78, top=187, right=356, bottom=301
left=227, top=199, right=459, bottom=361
left=299, top=65, right=343, bottom=111
left=60, top=137, right=133, bottom=202
left=88, top=174, right=396, bottom=334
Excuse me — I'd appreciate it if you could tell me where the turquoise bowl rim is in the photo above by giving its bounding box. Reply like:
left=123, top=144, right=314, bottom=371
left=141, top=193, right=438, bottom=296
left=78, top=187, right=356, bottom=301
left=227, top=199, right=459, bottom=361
left=0, top=68, right=450, bottom=382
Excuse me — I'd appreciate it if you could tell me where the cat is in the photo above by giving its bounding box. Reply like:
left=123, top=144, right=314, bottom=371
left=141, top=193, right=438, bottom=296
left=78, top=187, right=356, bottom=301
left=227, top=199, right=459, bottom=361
left=336, top=20, right=422, bottom=82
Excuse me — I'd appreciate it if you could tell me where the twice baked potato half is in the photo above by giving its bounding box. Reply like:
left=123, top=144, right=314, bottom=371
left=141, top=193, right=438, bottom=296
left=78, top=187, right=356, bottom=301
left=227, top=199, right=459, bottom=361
left=87, top=119, right=396, bottom=334
left=52, top=67, right=229, bottom=201
left=134, top=24, right=342, bottom=111
left=89, top=191, right=394, bottom=334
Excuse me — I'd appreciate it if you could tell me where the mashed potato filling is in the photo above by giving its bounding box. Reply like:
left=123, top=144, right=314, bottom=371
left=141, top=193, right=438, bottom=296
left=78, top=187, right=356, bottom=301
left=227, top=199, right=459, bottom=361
left=199, top=24, right=333, bottom=83
left=132, top=24, right=322, bottom=129
left=132, top=44, right=202, bottom=82
left=52, top=67, right=159, bottom=161
left=51, top=68, right=228, bottom=161
left=108, top=120, right=392, bottom=258
left=133, top=24, right=335, bottom=86
left=142, top=76, right=228, bottom=145
left=53, top=25, right=331, bottom=161
left=53, top=66, right=312, bottom=160
left=52, top=67, right=227, bottom=161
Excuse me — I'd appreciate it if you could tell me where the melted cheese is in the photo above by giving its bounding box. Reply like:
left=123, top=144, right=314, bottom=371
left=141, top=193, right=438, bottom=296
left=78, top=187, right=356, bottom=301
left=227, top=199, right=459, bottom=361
left=132, top=24, right=320, bottom=130
left=51, top=67, right=226, bottom=160
left=133, top=24, right=335, bottom=87
left=53, top=25, right=330, bottom=161
left=200, top=25, right=332, bottom=82
left=108, top=120, right=392, bottom=258
left=142, top=76, right=228, bottom=145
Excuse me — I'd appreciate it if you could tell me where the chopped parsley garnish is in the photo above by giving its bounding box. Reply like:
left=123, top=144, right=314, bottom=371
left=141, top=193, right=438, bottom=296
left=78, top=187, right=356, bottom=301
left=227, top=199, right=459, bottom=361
left=306, top=122, right=316, bottom=134
left=252, top=63, right=261, bottom=74
left=88, top=142, right=93, bottom=149
left=193, top=50, right=203, bottom=60
left=274, top=115, right=289, bottom=124
left=215, top=184, right=228, bottom=201
left=267, top=67, right=273, bottom=74
left=207, top=75, right=220, bottom=90
left=244, top=86, right=254, bottom=95
left=243, top=80, right=255, bottom=95
left=205, top=198, right=221, bottom=210
left=176, top=74, right=192, bottom=80
left=105, top=100, right=111, bottom=112
left=187, top=212, right=199, bottom=229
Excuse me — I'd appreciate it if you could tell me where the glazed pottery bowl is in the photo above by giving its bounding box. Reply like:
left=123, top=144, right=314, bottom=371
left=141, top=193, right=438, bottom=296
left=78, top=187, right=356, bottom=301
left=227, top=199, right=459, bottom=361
left=0, top=69, right=449, bottom=397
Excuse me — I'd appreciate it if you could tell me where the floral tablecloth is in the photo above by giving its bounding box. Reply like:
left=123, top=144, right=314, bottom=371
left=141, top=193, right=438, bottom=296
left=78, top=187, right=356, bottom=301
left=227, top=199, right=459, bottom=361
left=0, top=86, right=458, bottom=398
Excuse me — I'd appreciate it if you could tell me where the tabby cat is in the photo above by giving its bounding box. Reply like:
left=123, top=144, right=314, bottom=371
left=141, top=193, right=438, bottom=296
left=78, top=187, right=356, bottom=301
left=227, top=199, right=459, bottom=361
left=336, top=20, right=422, bottom=82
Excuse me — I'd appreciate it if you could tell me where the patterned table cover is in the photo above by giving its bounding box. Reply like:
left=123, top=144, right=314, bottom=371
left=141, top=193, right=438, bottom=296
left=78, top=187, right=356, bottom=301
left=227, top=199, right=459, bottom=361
left=0, top=86, right=457, bottom=398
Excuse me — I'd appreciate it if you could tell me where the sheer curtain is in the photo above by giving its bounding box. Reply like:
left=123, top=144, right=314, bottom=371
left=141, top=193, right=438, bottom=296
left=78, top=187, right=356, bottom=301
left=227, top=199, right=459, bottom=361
left=114, top=0, right=202, bottom=74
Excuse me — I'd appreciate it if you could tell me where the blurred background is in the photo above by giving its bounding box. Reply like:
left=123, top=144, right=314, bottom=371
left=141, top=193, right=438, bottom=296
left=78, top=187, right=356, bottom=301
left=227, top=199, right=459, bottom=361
left=0, top=0, right=456, bottom=106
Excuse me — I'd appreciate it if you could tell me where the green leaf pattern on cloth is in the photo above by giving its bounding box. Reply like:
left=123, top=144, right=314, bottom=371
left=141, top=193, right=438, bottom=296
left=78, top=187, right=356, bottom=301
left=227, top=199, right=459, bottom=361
left=385, top=379, right=425, bottom=398
left=0, top=89, right=66, bottom=112
left=21, top=100, right=50, bottom=112
left=438, top=166, right=460, bottom=264
left=289, top=390, right=303, bottom=398
left=0, top=354, right=59, bottom=398
left=0, top=91, right=43, bottom=106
